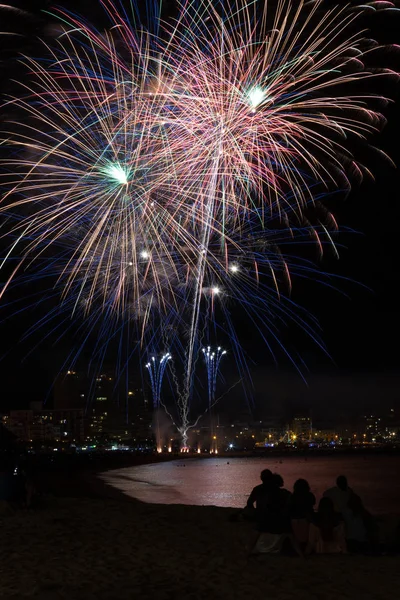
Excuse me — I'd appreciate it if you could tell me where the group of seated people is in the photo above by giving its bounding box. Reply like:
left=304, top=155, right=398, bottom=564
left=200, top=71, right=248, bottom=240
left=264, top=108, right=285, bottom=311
left=243, top=470, right=375, bottom=555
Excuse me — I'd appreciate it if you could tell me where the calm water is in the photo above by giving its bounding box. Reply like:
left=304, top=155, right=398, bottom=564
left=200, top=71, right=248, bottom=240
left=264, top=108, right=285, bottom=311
left=101, top=455, right=400, bottom=514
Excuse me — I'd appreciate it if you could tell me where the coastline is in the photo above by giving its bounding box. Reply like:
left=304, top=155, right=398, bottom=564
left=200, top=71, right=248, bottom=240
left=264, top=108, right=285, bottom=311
left=2, top=462, right=400, bottom=599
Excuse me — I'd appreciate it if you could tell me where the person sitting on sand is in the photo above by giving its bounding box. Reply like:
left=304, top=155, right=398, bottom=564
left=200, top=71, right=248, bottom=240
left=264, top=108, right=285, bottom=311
left=342, top=494, right=373, bottom=554
left=289, top=479, right=316, bottom=547
left=257, top=473, right=291, bottom=535
left=249, top=474, right=303, bottom=556
left=323, top=475, right=354, bottom=514
left=290, top=479, right=315, bottom=519
left=306, top=497, right=346, bottom=554
left=231, top=469, right=273, bottom=523
left=246, top=469, right=273, bottom=513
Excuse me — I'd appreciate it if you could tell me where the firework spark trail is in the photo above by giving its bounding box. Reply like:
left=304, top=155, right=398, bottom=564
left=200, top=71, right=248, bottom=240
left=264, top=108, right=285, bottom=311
left=202, top=345, right=226, bottom=452
left=1, top=0, right=396, bottom=307
left=179, top=139, right=223, bottom=444
left=202, top=346, right=226, bottom=408
left=145, top=352, right=171, bottom=408
left=145, top=352, right=171, bottom=451
left=0, top=0, right=398, bottom=442
left=158, top=0, right=396, bottom=228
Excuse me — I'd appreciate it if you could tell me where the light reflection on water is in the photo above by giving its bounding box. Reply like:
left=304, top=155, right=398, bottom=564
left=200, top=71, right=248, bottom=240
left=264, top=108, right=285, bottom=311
left=100, top=455, right=400, bottom=514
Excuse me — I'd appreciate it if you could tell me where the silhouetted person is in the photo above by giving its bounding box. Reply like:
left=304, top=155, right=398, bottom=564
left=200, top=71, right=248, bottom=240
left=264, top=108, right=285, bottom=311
left=290, top=479, right=316, bottom=519
left=307, top=497, right=346, bottom=554
left=343, top=494, right=377, bottom=554
left=246, top=469, right=273, bottom=512
left=290, top=479, right=316, bottom=547
left=323, top=475, right=354, bottom=514
left=248, top=474, right=303, bottom=556
left=313, top=497, right=342, bottom=530
left=257, top=473, right=291, bottom=534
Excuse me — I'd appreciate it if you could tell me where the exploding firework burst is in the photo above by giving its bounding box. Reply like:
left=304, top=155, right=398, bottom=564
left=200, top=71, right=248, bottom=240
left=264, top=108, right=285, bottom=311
left=0, top=0, right=398, bottom=441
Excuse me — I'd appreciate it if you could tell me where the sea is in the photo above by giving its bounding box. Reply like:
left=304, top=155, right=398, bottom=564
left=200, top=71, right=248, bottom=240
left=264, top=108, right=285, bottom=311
left=100, top=454, right=400, bottom=514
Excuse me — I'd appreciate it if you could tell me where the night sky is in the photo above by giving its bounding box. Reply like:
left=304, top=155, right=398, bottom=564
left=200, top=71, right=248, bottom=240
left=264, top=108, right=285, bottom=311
left=0, top=1, right=400, bottom=417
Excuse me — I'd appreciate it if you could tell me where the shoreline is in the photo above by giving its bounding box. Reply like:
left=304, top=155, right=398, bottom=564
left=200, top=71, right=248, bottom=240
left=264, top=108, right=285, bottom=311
left=10, top=446, right=400, bottom=501
left=34, top=452, right=400, bottom=512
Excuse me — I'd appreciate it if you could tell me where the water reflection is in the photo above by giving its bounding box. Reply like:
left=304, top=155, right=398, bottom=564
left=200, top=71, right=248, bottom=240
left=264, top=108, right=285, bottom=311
left=100, top=456, right=400, bottom=514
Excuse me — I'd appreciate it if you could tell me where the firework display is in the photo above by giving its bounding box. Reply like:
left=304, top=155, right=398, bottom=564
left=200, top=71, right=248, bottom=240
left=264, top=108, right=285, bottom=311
left=202, top=346, right=226, bottom=452
left=145, top=352, right=171, bottom=450
left=0, top=0, right=398, bottom=443
left=145, top=353, right=172, bottom=409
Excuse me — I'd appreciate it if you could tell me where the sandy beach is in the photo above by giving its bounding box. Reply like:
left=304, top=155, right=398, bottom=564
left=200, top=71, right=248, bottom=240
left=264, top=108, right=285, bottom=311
left=1, top=471, right=400, bottom=600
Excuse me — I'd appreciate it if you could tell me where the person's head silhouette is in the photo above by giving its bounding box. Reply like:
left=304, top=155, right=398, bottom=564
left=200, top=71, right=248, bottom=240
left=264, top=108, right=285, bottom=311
left=293, top=478, right=310, bottom=494
left=271, top=473, right=284, bottom=488
left=336, top=475, right=348, bottom=491
left=318, top=496, right=335, bottom=515
left=260, top=469, right=272, bottom=483
left=347, top=493, right=363, bottom=515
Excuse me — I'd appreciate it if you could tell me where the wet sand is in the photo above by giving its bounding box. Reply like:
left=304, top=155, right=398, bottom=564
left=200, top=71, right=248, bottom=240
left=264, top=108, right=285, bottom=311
left=1, top=473, right=400, bottom=600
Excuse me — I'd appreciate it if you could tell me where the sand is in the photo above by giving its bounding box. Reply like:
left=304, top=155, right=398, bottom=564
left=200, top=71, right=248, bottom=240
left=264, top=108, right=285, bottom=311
left=1, top=476, right=400, bottom=600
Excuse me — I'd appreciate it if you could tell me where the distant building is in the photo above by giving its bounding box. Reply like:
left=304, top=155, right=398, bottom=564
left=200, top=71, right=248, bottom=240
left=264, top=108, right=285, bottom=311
left=53, top=371, right=150, bottom=441
left=355, top=411, right=400, bottom=444
left=358, top=414, right=385, bottom=443
left=260, top=427, right=284, bottom=444
left=83, top=383, right=152, bottom=444
left=312, top=429, right=338, bottom=443
left=260, top=419, right=287, bottom=444
left=53, top=370, right=88, bottom=410
left=291, top=416, right=312, bottom=441
left=129, top=394, right=152, bottom=442
left=336, top=423, right=353, bottom=444
left=3, top=411, right=33, bottom=442
left=3, top=408, right=84, bottom=443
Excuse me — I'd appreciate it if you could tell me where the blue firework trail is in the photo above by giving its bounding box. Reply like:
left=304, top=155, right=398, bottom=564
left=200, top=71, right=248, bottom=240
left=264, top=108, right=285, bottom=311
left=145, top=352, right=171, bottom=409
left=202, top=346, right=226, bottom=409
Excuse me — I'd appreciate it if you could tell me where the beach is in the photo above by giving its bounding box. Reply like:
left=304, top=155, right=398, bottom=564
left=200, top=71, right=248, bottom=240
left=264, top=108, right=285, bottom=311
left=1, top=472, right=400, bottom=600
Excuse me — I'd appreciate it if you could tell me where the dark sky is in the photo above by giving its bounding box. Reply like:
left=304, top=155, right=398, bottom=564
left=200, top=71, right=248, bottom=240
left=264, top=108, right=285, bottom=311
left=0, top=1, right=400, bottom=416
